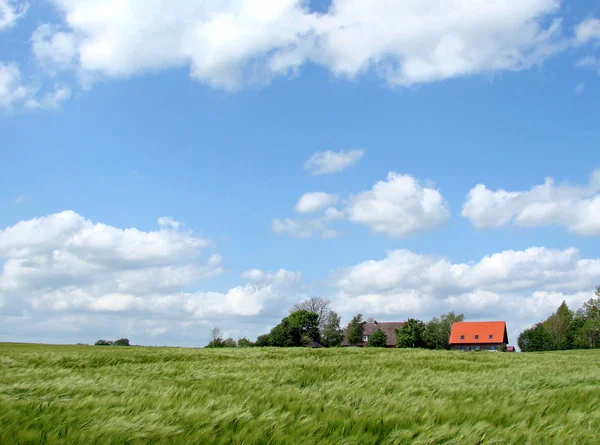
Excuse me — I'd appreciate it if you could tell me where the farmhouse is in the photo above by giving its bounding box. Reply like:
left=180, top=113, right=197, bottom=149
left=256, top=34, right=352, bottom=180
left=449, top=321, right=509, bottom=351
left=342, top=321, right=404, bottom=347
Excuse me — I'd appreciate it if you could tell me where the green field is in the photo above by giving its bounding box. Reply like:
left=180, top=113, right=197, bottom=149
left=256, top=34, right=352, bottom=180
left=1, top=344, right=599, bottom=444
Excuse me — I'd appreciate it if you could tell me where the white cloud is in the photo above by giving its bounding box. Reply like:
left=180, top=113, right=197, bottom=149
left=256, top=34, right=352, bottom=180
left=295, top=192, right=339, bottom=214
left=462, top=170, right=600, bottom=236
left=331, top=247, right=600, bottom=343
left=0, top=62, right=34, bottom=109
left=12, top=195, right=25, bottom=205
left=36, top=0, right=565, bottom=91
left=347, top=172, right=450, bottom=238
left=577, top=56, right=600, bottom=75
left=272, top=207, right=344, bottom=239
left=0, top=0, right=28, bottom=31
left=32, top=24, right=77, bottom=73
left=575, top=17, right=600, bottom=45
left=575, top=82, right=586, bottom=94
left=303, top=149, right=364, bottom=175
left=0, top=211, right=306, bottom=345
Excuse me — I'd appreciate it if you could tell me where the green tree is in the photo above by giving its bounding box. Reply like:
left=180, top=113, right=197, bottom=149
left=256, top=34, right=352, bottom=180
left=113, top=338, right=130, bottom=346
left=291, top=296, right=331, bottom=331
left=517, top=323, right=553, bottom=352
left=238, top=337, right=254, bottom=348
left=255, top=334, right=270, bottom=347
left=221, top=338, right=237, bottom=348
left=345, top=313, right=365, bottom=346
left=368, top=329, right=387, bottom=347
left=396, top=318, right=426, bottom=348
left=321, top=311, right=344, bottom=347
left=573, top=294, right=600, bottom=349
left=424, top=312, right=465, bottom=349
left=543, top=301, right=574, bottom=350
left=269, top=310, right=320, bottom=347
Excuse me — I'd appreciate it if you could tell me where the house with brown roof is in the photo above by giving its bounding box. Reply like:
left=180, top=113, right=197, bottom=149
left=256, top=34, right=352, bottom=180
left=341, top=321, right=404, bottom=348
left=449, top=321, right=509, bottom=351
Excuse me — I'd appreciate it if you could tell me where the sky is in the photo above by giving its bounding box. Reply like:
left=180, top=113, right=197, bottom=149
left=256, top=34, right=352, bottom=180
left=1, top=0, right=600, bottom=347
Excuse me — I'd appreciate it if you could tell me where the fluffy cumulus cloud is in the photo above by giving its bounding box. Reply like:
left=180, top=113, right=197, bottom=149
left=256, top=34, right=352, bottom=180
left=331, top=247, right=600, bottom=342
left=274, top=171, right=450, bottom=239
left=347, top=173, right=450, bottom=238
left=303, top=149, right=364, bottom=175
left=0, top=0, right=27, bottom=30
left=0, top=211, right=304, bottom=345
left=462, top=170, right=600, bottom=236
left=29, top=0, right=566, bottom=91
left=294, top=192, right=339, bottom=214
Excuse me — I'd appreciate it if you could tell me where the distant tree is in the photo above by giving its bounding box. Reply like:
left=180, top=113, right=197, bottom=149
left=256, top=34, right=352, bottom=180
left=572, top=295, right=600, bottom=349
left=238, top=337, right=254, bottom=348
left=113, top=338, right=130, bottom=346
left=543, top=301, right=574, bottom=350
left=517, top=323, right=553, bottom=352
left=209, top=327, right=222, bottom=348
left=424, top=312, right=465, bottom=349
left=221, top=338, right=237, bottom=348
left=321, top=311, right=344, bottom=347
left=269, top=310, right=320, bottom=347
left=497, top=343, right=508, bottom=352
left=291, top=297, right=332, bottom=330
left=255, top=334, right=271, bottom=347
left=94, top=339, right=113, bottom=346
left=346, top=314, right=365, bottom=346
left=368, top=329, right=388, bottom=347
left=396, top=318, right=426, bottom=348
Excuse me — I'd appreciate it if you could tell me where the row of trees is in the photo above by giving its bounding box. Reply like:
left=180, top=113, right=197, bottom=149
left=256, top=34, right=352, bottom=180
left=518, top=287, right=600, bottom=352
left=345, top=312, right=465, bottom=349
left=95, top=338, right=130, bottom=346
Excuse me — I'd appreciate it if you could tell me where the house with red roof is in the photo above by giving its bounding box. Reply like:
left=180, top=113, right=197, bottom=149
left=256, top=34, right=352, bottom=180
left=449, top=321, right=509, bottom=351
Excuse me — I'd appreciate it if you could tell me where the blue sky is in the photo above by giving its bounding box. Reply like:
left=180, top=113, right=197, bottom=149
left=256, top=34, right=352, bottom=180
left=1, top=0, right=600, bottom=346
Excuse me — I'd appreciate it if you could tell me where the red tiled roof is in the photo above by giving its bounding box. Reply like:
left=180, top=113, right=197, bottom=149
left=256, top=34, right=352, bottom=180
left=449, top=321, right=508, bottom=345
left=342, top=321, right=404, bottom=347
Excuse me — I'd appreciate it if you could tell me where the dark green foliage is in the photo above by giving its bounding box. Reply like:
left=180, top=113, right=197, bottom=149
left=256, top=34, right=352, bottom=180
left=255, top=334, right=271, bottom=347
left=518, top=290, right=600, bottom=352
left=269, top=310, right=320, bottom=347
left=497, top=343, right=508, bottom=352
left=345, top=313, right=365, bottom=346
left=424, top=312, right=464, bottom=349
left=321, top=311, right=344, bottom=347
left=518, top=323, right=553, bottom=352
left=206, top=338, right=237, bottom=348
left=237, top=337, right=254, bottom=348
left=94, top=340, right=113, bottom=346
left=367, top=329, right=387, bottom=347
left=396, top=318, right=426, bottom=348
left=113, top=338, right=130, bottom=347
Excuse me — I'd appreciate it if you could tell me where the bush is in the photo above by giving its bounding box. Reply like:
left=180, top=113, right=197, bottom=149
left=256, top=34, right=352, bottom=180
left=113, top=338, right=130, bottom=346
left=94, top=340, right=113, bottom=346
left=368, top=329, right=387, bottom=347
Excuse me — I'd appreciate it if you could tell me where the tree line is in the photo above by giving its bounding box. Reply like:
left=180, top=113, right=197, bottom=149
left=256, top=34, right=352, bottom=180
left=205, top=296, right=466, bottom=350
left=518, top=286, right=600, bottom=352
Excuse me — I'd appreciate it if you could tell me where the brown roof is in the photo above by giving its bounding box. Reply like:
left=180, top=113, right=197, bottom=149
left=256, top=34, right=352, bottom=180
left=342, top=321, right=404, bottom=347
left=449, top=321, right=508, bottom=345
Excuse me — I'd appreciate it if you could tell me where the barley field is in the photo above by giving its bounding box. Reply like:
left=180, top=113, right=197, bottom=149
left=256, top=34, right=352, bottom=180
left=1, top=343, right=599, bottom=444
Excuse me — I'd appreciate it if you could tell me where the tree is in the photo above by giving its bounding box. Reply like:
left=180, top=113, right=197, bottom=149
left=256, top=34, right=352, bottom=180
left=269, top=310, right=320, bottom=347
left=424, top=312, right=465, bottom=349
left=209, top=327, right=222, bottom=348
left=238, top=337, right=254, bottom=348
left=517, top=323, right=553, bottom=352
left=368, top=329, right=387, bottom=347
left=396, top=318, right=426, bottom=348
left=113, top=338, right=130, bottom=346
left=221, top=338, right=237, bottom=348
left=345, top=314, right=365, bottom=346
left=255, top=334, right=271, bottom=347
left=573, top=295, right=600, bottom=349
left=291, top=297, right=331, bottom=329
left=321, top=311, right=344, bottom=347
left=94, top=339, right=113, bottom=346
left=543, top=301, right=574, bottom=350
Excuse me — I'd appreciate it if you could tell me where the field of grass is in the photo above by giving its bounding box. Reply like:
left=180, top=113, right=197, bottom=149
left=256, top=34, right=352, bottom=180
left=1, top=344, right=600, bottom=444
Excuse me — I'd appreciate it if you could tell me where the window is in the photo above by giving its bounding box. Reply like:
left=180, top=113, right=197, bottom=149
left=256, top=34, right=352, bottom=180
left=363, top=336, right=369, bottom=342
left=490, top=346, right=496, bottom=351
left=467, top=346, right=472, bottom=351
left=474, top=335, right=479, bottom=340
left=475, top=346, right=481, bottom=351
left=458, top=347, right=464, bottom=351
left=460, top=335, right=464, bottom=340
left=489, top=335, right=494, bottom=339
